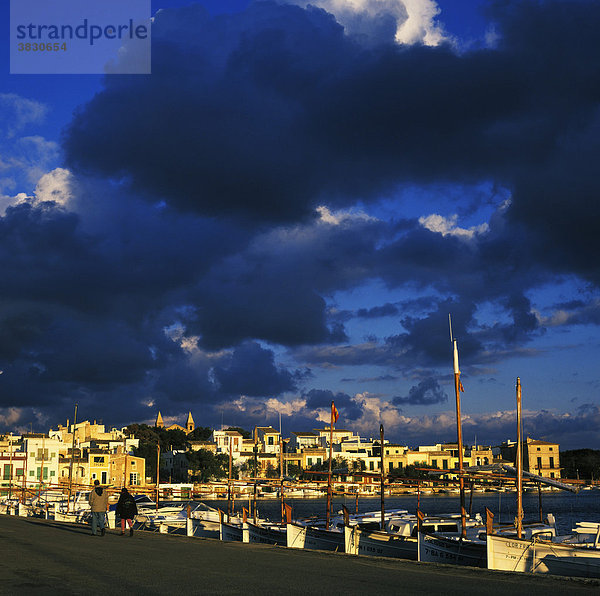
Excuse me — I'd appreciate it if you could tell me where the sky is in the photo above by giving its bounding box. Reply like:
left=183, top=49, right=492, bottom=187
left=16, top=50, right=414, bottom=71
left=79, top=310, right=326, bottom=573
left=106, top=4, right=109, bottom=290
left=0, top=0, right=599, bottom=450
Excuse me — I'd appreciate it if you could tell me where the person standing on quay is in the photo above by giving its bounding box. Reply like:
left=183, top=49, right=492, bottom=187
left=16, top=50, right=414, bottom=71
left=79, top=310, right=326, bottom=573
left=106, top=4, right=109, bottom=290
left=88, top=479, right=109, bottom=536
left=115, top=487, right=138, bottom=536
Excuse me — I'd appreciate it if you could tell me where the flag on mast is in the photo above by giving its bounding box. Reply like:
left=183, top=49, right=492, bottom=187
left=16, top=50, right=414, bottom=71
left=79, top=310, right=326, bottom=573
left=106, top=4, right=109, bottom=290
left=331, top=402, right=339, bottom=424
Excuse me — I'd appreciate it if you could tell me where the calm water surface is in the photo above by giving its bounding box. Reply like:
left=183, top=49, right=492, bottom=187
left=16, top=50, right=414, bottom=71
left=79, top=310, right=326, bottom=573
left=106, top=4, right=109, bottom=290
left=203, top=490, right=600, bottom=534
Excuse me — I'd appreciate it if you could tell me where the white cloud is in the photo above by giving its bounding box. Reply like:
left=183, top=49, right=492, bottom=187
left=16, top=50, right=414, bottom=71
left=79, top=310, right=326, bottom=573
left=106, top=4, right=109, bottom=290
left=419, top=213, right=489, bottom=240
left=316, top=205, right=377, bottom=225
left=287, top=0, right=448, bottom=46
left=32, top=167, right=75, bottom=207
left=0, top=407, right=24, bottom=426
left=0, top=93, right=48, bottom=138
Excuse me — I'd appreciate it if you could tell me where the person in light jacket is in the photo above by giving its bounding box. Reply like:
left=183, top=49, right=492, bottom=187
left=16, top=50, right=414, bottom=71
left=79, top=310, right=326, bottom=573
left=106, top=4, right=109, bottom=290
left=88, top=479, right=109, bottom=536
left=115, top=487, right=138, bottom=536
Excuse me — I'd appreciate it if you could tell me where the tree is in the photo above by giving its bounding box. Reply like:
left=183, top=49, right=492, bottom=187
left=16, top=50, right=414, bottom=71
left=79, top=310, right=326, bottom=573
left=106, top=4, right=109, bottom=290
left=186, top=449, right=228, bottom=482
left=560, top=449, right=600, bottom=480
left=225, top=426, right=251, bottom=439
left=187, top=426, right=212, bottom=441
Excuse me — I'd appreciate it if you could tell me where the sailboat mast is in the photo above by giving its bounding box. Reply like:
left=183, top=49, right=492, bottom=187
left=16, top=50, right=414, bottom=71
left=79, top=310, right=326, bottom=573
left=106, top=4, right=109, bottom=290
left=516, top=377, right=523, bottom=539
left=326, top=401, right=334, bottom=529
left=67, top=403, right=78, bottom=513
left=380, top=424, right=385, bottom=530
left=450, top=316, right=467, bottom=539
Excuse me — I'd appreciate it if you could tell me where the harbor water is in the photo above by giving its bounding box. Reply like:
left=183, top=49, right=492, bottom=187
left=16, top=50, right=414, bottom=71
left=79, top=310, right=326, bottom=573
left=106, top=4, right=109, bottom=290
left=203, top=489, right=600, bottom=534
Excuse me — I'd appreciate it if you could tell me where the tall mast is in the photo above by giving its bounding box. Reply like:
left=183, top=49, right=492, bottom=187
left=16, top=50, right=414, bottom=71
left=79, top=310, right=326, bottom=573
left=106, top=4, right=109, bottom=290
left=516, top=377, right=523, bottom=539
left=380, top=424, right=385, bottom=530
left=253, top=426, right=258, bottom=523
left=67, top=403, right=78, bottom=513
left=450, top=315, right=467, bottom=539
left=325, top=401, right=335, bottom=529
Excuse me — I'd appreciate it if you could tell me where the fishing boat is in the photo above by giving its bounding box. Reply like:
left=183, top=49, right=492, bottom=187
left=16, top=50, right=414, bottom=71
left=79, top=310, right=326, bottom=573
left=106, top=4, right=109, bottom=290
left=286, top=522, right=344, bottom=551
left=418, top=532, right=487, bottom=567
left=487, top=530, right=600, bottom=578
left=243, top=520, right=286, bottom=545
left=220, top=518, right=244, bottom=541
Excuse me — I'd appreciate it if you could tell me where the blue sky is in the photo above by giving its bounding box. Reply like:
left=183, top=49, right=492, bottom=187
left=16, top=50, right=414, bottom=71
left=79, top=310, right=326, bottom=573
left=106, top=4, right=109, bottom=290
left=1, top=0, right=599, bottom=450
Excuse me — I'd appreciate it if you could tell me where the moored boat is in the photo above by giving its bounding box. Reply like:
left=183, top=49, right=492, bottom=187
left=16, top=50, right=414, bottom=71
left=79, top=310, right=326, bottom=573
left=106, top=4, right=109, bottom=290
left=487, top=532, right=600, bottom=578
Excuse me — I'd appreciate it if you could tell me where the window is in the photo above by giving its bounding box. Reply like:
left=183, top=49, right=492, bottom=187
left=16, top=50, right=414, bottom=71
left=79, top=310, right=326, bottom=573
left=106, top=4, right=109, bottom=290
left=389, top=462, right=394, bottom=472
left=537, top=457, right=542, bottom=470
left=369, top=461, right=374, bottom=471
left=93, top=456, right=104, bottom=464
left=16, top=469, right=23, bottom=477
left=29, top=470, right=35, bottom=477
left=549, top=457, right=554, bottom=468
left=431, top=459, right=438, bottom=468
left=537, top=447, right=541, bottom=451
left=549, top=447, right=553, bottom=451
left=129, top=472, right=138, bottom=485
left=50, top=471, right=55, bottom=477
left=268, top=436, right=274, bottom=445
left=307, top=458, right=313, bottom=466
left=442, top=460, right=448, bottom=469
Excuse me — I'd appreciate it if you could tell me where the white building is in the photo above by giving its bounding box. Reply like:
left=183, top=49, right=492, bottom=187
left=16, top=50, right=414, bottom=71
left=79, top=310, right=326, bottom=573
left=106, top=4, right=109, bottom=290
left=22, top=435, right=62, bottom=488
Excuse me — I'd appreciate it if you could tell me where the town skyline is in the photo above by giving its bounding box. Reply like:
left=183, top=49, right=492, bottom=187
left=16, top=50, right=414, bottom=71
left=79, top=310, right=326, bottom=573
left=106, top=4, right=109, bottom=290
left=1, top=1, right=599, bottom=451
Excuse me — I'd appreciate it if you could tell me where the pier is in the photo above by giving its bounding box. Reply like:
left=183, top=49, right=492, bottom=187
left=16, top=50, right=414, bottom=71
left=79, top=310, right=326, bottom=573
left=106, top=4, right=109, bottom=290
left=1, top=515, right=599, bottom=595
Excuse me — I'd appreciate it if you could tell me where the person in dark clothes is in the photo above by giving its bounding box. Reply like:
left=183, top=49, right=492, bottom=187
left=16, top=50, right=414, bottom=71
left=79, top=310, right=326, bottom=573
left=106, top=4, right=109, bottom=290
left=115, top=487, right=138, bottom=536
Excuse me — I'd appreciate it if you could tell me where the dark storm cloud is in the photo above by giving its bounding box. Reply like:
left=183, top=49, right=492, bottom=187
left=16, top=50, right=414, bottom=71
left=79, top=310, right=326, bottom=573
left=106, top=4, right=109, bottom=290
left=5, top=0, right=600, bottom=440
left=393, top=378, right=448, bottom=406
left=356, top=303, right=399, bottom=318
left=62, top=1, right=600, bottom=231
left=213, top=341, right=302, bottom=397
left=303, top=388, right=363, bottom=420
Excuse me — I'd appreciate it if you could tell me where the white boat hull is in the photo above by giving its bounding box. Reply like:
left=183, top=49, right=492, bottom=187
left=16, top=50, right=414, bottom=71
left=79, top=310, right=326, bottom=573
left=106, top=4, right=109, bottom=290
left=243, top=521, right=286, bottom=545
left=344, top=525, right=416, bottom=559
left=487, top=534, right=600, bottom=578
left=418, top=532, right=486, bottom=567
left=220, top=520, right=243, bottom=541
left=286, top=522, right=344, bottom=551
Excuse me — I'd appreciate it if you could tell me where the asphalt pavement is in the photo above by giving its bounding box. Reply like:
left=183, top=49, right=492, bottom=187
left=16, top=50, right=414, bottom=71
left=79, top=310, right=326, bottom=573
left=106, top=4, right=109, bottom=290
left=0, top=514, right=598, bottom=595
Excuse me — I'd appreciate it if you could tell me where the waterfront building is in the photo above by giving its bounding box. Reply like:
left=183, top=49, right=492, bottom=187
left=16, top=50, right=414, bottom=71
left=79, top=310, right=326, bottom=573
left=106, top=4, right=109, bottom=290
left=288, top=431, right=321, bottom=452
left=57, top=447, right=88, bottom=487
left=211, top=429, right=243, bottom=458
left=257, top=426, right=281, bottom=454
left=499, top=438, right=561, bottom=479
left=109, top=451, right=145, bottom=487
left=188, top=440, right=216, bottom=453
left=315, top=427, right=355, bottom=447
left=0, top=443, right=27, bottom=497
left=23, top=435, right=61, bottom=489
left=162, top=450, right=189, bottom=483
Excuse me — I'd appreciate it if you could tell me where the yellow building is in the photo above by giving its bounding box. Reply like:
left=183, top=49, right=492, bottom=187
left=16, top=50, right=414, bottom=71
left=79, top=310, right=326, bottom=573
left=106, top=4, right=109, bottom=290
left=109, top=452, right=146, bottom=487
left=524, top=438, right=560, bottom=479
left=88, top=449, right=110, bottom=485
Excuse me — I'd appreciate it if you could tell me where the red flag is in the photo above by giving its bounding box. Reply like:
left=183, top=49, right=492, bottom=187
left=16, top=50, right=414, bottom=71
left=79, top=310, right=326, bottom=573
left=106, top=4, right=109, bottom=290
left=332, top=402, right=339, bottom=424
left=459, top=379, right=465, bottom=392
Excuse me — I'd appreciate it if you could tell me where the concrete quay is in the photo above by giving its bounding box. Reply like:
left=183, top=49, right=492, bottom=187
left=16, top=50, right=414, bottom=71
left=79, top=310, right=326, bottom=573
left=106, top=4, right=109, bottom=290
left=0, top=515, right=598, bottom=595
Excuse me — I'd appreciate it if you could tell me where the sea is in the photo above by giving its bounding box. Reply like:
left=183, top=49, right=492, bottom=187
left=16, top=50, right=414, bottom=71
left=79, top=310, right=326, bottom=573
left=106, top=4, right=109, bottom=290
left=201, top=489, right=600, bottom=534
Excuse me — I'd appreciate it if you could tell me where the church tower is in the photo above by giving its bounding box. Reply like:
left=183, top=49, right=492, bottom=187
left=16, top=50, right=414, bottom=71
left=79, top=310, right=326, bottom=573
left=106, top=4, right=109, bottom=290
left=155, top=411, right=164, bottom=428
left=186, top=411, right=195, bottom=434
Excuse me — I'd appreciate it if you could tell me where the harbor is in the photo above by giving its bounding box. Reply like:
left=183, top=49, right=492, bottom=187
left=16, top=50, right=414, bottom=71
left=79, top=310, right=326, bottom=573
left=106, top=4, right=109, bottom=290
left=1, top=513, right=598, bottom=595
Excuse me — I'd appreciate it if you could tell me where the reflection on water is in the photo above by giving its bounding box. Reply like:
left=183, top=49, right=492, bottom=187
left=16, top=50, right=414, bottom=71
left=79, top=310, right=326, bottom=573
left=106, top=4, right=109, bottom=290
left=203, top=490, right=600, bottom=533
